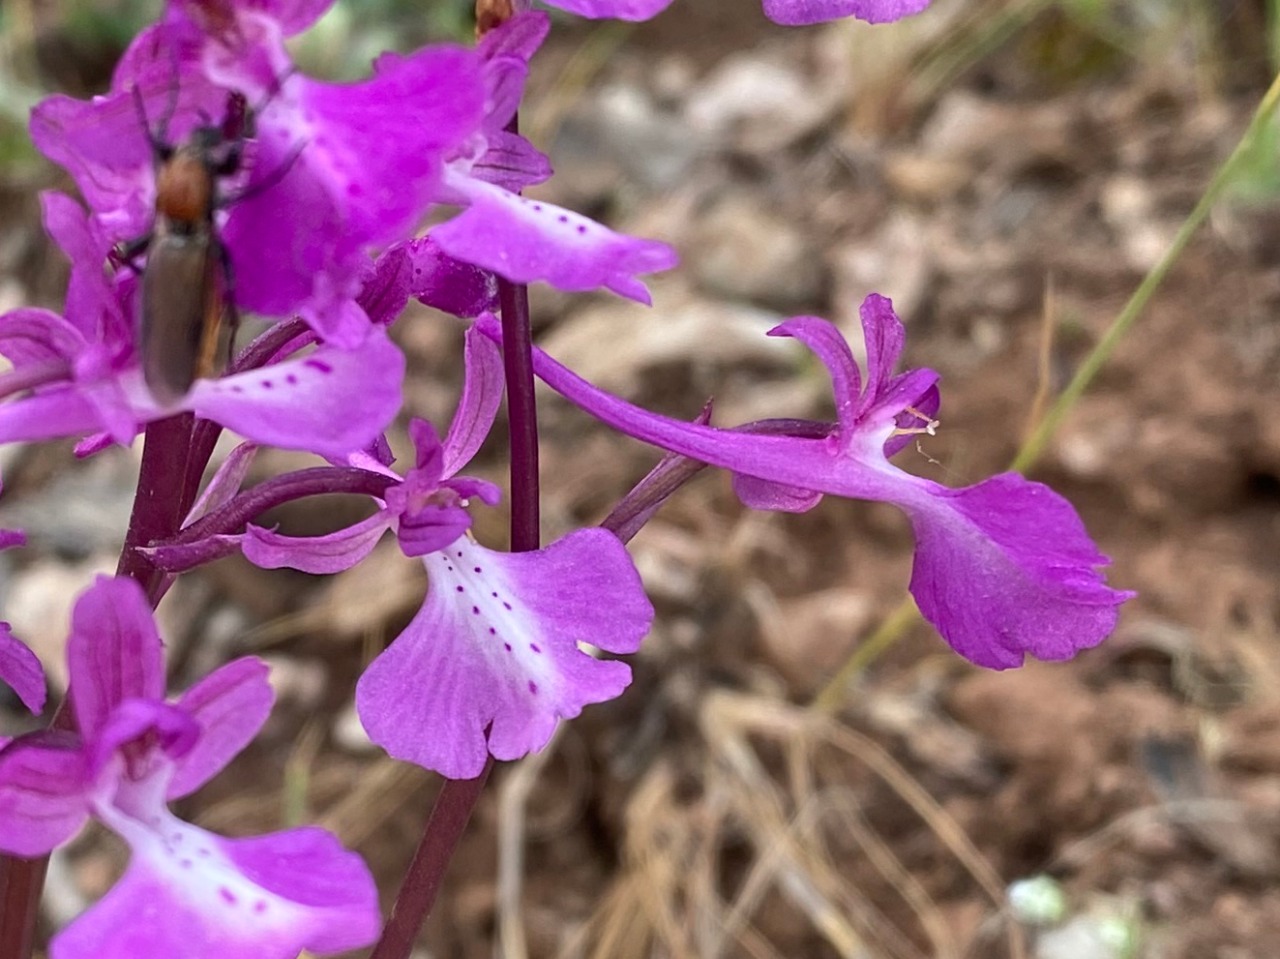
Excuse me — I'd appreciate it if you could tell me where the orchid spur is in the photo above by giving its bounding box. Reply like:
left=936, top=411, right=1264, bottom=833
left=476, top=295, right=1134, bottom=669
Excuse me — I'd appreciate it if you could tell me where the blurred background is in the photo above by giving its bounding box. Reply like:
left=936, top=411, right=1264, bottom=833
left=3, top=0, right=1280, bottom=956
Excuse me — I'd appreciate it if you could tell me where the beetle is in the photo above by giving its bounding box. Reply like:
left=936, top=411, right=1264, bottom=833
left=118, top=83, right=293, bottom=405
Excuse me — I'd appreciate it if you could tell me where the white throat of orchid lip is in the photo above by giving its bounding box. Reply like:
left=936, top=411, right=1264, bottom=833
left=93, top=791, right=309, bottom=934
left=423, top=537, right=559, bottom=697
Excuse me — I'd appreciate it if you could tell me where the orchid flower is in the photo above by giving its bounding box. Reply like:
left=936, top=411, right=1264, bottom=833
left=475, top=295, right=1134, bottom=669
left=0, top=576, right=380, bottom=958
left=146, top=329, right=654, bottom=779
left=428, top=12, right=679, bottom=304
left=0, top=194, right=404, bottom=458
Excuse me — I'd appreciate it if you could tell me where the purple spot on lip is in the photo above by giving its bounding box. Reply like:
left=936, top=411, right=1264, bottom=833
left=456, top=585, right=465, bottom=593
left=219, top=887, right=237, bottom=904
left=558, top=214, right=568, bottom=223
left=472, top=606, right=480, bottom=615
left=577, top=225, right=587, bottom=234
left=285, top=373, right=298, bottom=385
left=473, top=567, right=482, bottom=573
left=230, top=385, right=245, bottom=394
left=533, top=203, right=543, bottom=211
left=260, top=380, right=274, bottom=389
left=304, top=358, right=333, bottom=374
left=456, top=550, right=463, bottom=557
left=528, top=681, right=538, bottom=694
left=504, top=642, right=512, bottom=651
left=253, top=901, right=268, bottom=914
left=529, top=643, right=541, bottom=653
left=503, top=602, right=512, bottom=610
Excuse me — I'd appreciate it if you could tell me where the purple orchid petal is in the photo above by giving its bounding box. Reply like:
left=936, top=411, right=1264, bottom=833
left=471, top=130, right=553, bottom=192
left=409, top=241, right=501, bottom=318
left=0, top=733, right=91, bottom=856
left=473, top=306, right=1132, bottom=669
left=477, top=13, right=547, bottom=132
left=858, top=292, right=905, bottom=402
left=88, top=700, right=200, bottom=780
left=51, top=815, right=378, bottom=959
left=205, top=36, right=486, bottom=342
left=41, top=193, right=129, bottom=345
left=442, top=328, right=505, bottom=477
left=242, top=511, right=393, bottom=574
left=536, top=0, right=676, bottom=19
left=0, top=307, right=91, bottom=369
left=184, top=329, right=405, bottom=457
left=68, top=577, right=165, bottom=737
left=31, top=62, right=227, bottom=242
left=479, top=11, right=550, bottom=83
left=0, top=624, right=46, bottom=714
left=732, top=473, right=824, bottom=513
left=356, top=530, right=653, bottom=779
left=168, top=657, right=273, bottom=799
left=769, top=317, right=863, bottom=434
left=186, top=443, right=258, bottom=525
left=432, top=176, right=678, bottom=305
left=0, top=389, right=106, bottom=447
left=762, top=0, right=931, bottom=25
left=904, top=473, right=1131, bottom=668
left=391, top=503, right=474, bottom=558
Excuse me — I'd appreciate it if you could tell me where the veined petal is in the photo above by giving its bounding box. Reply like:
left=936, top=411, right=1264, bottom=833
left=0, top=307, right=91, bottom=368
left=432, top=176, right=678, bottom=305
left=858, top=292, right=907, bottom=403
left=89, top=700, right=200, bottom=782
left=69, top=577, right=165, bottom=736
left=441, top=327, right=504, bottom=477
left=185, top=443, right=258, bottom=525
left=242, top=511, right=393, bottom=574
left=168, top=658, right=274, bottom=799
left=356, top=531, right=653, bottom=779
left=900, top=473, right=1134, bottom=669
left=768, top=317, right=862, bottom=434
left=0, top=733, right=91, bottom=856
left=363, top=238, right=497, bottom=325
left=763, top=0, right=931, bottom=25
left=51, top=813, right=378, bottom=959
left=0, top=624, right=47, bottom=714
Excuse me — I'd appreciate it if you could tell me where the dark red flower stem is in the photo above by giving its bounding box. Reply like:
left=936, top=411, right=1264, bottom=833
left=0, top=857, right=45, bottom=959
left=117, top=412, right=199, bottom=599
left=372, top=65, right=538, bottom=950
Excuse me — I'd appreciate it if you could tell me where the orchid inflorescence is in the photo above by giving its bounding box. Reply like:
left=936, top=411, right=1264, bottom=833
left=0, top=0, right=1133, bottom=956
